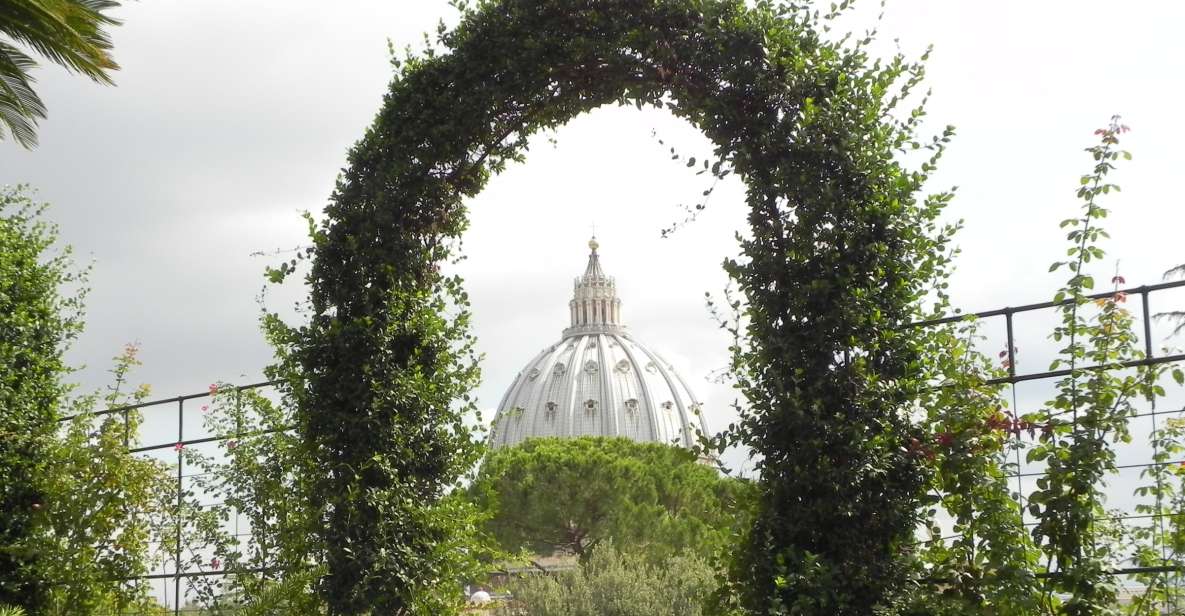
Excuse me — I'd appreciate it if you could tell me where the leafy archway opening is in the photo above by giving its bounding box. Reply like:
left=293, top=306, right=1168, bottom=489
left=272, top=1, right=952, bottom=613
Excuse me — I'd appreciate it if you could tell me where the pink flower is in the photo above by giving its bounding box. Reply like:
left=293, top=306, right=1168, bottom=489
left=1112, top=275, right=1126, bottom=285
left=998, top=350, right=1008, bottom=359
left=208, top=384, right=219, bottom=395
left=210, top=557, right=221, bottom=570
left=201, top=405, right=209, bottom=413
left=1114, top=291, right=1128, bottom=303
left=174, top=442, right=184, bottom=452
left=227, top=440, right=238, bottom=450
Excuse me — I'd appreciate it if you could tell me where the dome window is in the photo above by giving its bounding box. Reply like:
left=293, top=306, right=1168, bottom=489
left=588, top=341, right=597, bottom=349
left=624, top=398, right=639, bottom=416
left=645, top=362, right=658, bottom=374
left=584, top=360, right=599, bottom=375
left=615, top=359, right=631, bottom=373
left=527, top=368, right=541, bottom=381
left=661, top=401, right=674, bottom=413
left=509, top=406, right=525, bottom=420
left=553, top=363, right=566, bottom=377
left=545, top=401, right=558, bottom=420
left=585, top=399, right=597, bottom=414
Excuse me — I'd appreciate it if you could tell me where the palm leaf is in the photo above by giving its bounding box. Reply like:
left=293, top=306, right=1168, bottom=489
left=0, top=40, right=45, bottom=147
left=1164, top=263, right=1185, bottom=281
left=0, top=0, right=121, bottom=147
left=0, top=0, right=121, bottom=83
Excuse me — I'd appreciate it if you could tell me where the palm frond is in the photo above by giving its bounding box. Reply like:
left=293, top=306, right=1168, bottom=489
left=1154, top=311, right=1185, bottom=338
left=0, top=40, right=45, bottom=147
left=0, top=0, right=122, bottom=84
left=0, top=0, right=121, bottom=147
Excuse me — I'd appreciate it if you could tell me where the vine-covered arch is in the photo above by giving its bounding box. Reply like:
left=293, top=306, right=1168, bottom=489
left=282, top=1, right=948, bottom=613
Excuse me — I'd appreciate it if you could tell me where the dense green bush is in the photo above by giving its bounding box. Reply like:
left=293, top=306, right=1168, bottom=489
left=495, top=542, right=716, bottom=616
left=0, top=186, right=86, bottom=609
left=469, top=437, right=752, bottom=564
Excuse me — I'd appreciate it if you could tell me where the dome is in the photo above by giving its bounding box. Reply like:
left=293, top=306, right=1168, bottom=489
left=489, top=238, right=710, bottom=450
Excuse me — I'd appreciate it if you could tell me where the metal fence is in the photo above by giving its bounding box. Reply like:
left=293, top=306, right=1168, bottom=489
left=61, top=278, right=1185, bottom=613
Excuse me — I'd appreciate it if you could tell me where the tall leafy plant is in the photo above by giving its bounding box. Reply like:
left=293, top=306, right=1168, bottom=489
left=38, top=345, right=174, bottom=614
left=0, top=187, right=171, bottom=613
left=1026, top=118, right=1162, bottom=614
left=0, top=186, right=85, bottom=610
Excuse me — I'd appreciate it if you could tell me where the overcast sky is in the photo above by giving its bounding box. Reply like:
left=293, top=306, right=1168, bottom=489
left=2, top=1, right=1183, bottom=482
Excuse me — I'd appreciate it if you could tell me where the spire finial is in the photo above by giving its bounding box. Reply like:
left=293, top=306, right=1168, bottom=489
left=565, top=234, right=622, bottom=337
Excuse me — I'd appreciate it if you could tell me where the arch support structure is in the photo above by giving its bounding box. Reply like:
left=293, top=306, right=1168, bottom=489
left=279, top=1, right=949, bottom=613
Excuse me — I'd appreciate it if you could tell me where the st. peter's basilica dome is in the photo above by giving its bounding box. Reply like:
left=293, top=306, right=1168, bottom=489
left=489, top=238, right=710, bottom=450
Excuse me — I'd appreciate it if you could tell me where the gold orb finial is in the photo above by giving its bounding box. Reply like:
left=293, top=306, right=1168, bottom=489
left=589, top=236, right=599, bottom=252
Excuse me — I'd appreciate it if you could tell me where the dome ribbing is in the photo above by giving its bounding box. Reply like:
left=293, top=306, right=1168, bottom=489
left=489, top=239, right=709, bottom=450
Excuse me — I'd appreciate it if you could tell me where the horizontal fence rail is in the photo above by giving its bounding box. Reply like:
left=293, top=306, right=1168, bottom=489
left=59, top=278, right=1185, bottom=613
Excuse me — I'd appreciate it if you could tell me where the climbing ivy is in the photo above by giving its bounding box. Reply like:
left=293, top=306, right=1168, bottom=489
left=269, top=0, right=952, bottom=613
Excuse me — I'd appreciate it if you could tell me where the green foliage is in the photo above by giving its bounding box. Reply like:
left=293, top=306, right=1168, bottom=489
left=180, top=384, right=325, bottom=614
left=1127, top=415, right=1185, bottom=613
left=910, top=316, right=1042, bottom=614
left=181, top=376, right=493, bottom=613
left=1027, top=118, right=1160, bottom=615
left=0, top=186, right=84, bottom=609
left=494, top=542, right=717, bottom=616
left=282, top=1, right=952, bottom=611
left=37, top=346, right=174, bottom=614
left=469, top=437, right=752, bottom=563
left=0, top=187, right=172, bottom=613
left=0, top=0, right=123, bottom=148
left=267, top=213, right=488, bottom=613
